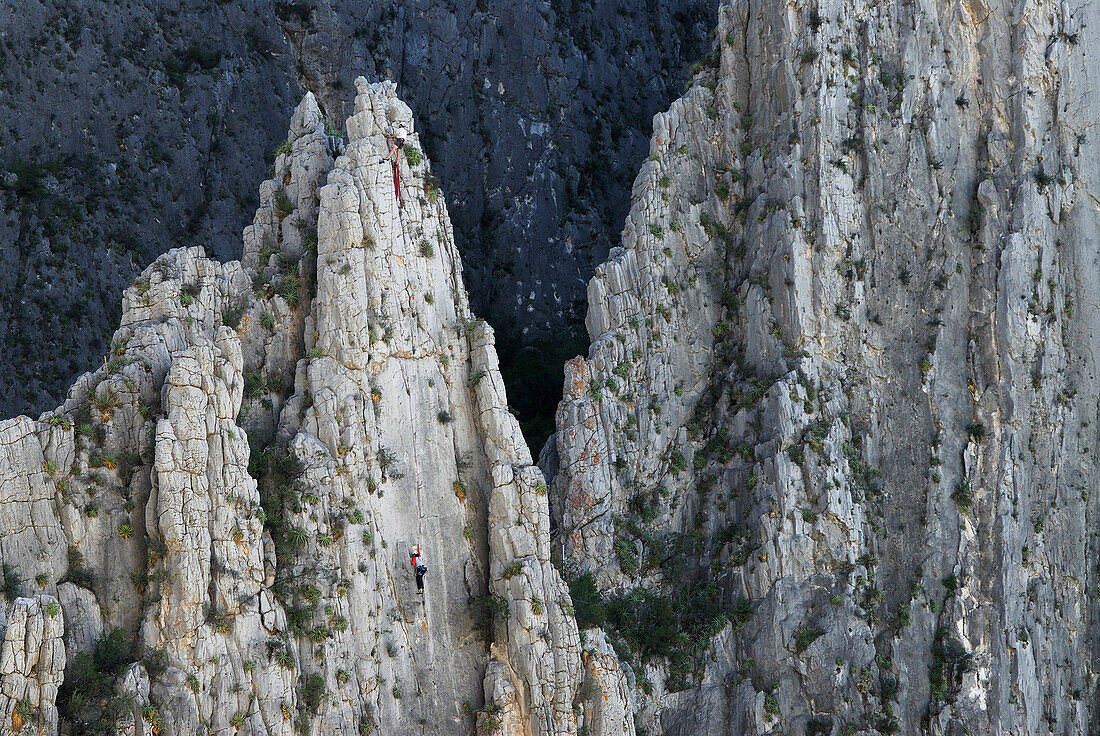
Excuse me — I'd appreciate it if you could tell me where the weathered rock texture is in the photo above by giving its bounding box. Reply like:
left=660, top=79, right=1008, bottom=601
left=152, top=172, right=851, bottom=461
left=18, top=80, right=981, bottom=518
left=0, top=82, right=618, bottom=736
left=552, top=0, right=1100, bottom=734
left=0, top=597, right=65, bottom=734
left=3, top=0, right=1099, bottom=733
left=0, top=0, right=718, bottom=421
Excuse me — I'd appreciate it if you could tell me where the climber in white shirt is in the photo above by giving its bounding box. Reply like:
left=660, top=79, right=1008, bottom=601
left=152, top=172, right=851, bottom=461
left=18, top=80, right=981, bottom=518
left=387, top=124, right=409, bottom=162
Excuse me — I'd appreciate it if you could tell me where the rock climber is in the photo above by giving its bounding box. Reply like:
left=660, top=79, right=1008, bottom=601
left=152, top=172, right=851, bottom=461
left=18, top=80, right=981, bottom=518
left=386, top=123, right=409, bottom=162
left=410, top=545, right=427, bottom=595
left=385, top=123, right=409, bottom=201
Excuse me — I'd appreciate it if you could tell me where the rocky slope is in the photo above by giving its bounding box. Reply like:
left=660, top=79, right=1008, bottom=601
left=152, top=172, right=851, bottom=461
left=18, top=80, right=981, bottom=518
left=551, top=0, right=1100, bottom=734
left=0, top=81, right=631, bottom=736
left=0, top=0, right=717, bottom=423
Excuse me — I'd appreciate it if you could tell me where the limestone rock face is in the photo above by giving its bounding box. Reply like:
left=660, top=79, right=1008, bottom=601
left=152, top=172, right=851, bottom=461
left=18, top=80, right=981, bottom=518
left=1, top=0, right=1095, bottom=731
left=576, top=630, right=635, bottom=736
left=0, top=81, right=609, bottom=736
left=0, top=597, right=65, bottom=734
left=552, top=0, right=1100, bottom=734
left=56, top=584, right=102, bottom=664
left=260, top=79, right=587, bottom=736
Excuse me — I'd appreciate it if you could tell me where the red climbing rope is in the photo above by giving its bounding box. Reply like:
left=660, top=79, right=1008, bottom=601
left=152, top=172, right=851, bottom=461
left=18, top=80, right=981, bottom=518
left=392, top=160, right=401, bottom=202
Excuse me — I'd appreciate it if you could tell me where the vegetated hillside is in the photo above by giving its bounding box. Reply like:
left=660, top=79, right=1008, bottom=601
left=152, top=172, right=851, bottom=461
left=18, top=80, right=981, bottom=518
left=0, top=0, right=717, bottom=443
left=550, top=0, right=1100, bottom=733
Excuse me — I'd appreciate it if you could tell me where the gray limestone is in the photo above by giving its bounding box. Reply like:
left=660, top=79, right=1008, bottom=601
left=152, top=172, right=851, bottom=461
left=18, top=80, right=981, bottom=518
left=550, top=0, right=1100, bottom=734
left=0, top=0, right=1097, bottom=734
left=0, top=79, right=609, bottom=736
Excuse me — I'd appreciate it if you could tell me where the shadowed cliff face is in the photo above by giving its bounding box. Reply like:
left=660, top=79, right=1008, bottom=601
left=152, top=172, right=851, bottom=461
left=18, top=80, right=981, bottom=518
left=552, top=0, right=1100, bottom=733
left=0, top=0, right=717, bottom=424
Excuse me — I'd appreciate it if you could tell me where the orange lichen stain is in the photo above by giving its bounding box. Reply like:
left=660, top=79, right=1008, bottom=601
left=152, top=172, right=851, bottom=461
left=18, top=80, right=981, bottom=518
left=592, top=453, right=601, bottom=464
left=237, top=314, right=251, bottom=337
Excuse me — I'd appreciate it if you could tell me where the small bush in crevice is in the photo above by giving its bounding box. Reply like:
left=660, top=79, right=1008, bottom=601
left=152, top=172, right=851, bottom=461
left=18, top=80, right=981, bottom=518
left=300, top=672, right=325, bottom=713
left=929, top=628, right=973, bottom=703
left=469, top=594, right=510, bottom=643
left=64, top=548, right=97, bottom=590
left=950, top=481, right=973, bottom=513
left=403, top=144, right=423, bottom=166
left=794, top=625, right=825, bottom=653
left=221, top=299, right=246, bottom=330
left=2, top=563, right=20, bottom=598
left=763, top=690, right=780, bottom=719
left=253, top=438, right=306, bottom=572
left=142, top=648, right=168, bottom=680
left=274, top=189, right=294, bottom=219
left=276, top=270, right=300, bottom=308
left=567, top=572, right=611, bottom=629
left=57, top=628, right=135, bottom=736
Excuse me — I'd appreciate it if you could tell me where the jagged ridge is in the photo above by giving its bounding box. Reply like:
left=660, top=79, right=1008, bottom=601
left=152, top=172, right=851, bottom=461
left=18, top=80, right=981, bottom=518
left=0, top=80, right=631, bottom=736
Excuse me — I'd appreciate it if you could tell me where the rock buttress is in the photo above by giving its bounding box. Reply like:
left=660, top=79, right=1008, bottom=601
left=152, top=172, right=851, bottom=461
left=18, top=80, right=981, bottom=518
left=0, top=82, right=599, bottom=736
left=551, top=0, right=1100, bottom=734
